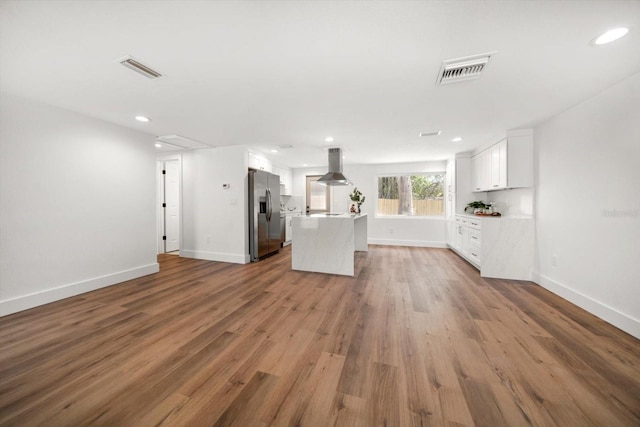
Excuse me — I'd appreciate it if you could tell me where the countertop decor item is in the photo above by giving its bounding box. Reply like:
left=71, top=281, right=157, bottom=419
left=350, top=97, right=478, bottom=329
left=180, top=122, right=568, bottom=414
left=465, top=200, right=487, bottom=214
left=349, top=187, right=366, bottom=213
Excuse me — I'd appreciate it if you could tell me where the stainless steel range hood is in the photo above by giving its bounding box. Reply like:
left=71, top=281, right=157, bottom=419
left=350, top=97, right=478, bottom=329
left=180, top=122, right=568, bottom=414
left=317, top=148, right=352, bottom=186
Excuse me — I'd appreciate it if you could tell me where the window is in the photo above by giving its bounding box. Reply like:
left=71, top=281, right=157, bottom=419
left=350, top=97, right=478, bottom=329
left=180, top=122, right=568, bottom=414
left=377, top=173, right=445, bottom=217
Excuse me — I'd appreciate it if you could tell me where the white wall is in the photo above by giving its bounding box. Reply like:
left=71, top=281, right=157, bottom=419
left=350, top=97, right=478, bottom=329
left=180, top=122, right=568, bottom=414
left=534, top=73, right=640, bottom=338
left=0, top=93, right=159, bottom=316
left=181, top=145, right=249, bottom=263
left=293, top=161, right=448, bottom=247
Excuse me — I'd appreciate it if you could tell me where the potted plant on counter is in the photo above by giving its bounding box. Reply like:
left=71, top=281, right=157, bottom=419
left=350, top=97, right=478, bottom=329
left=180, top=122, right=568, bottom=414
left=465, top=201, right=487, bottom=214
left=349, top=187, right=366, bottom=214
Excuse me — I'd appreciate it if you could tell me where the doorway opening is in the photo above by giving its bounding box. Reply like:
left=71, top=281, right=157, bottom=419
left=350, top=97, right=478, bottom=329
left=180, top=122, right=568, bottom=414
left=305, top=175, right=331, bottom=214
left=157, top=158, right=181, bottom=254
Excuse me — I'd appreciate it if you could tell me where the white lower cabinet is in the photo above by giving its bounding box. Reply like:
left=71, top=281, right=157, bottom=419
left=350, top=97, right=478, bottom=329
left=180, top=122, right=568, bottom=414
left=452, top=215, right=481, bottom=268
left=449, top=214, right=533, bottom=280
left=468, top=228, right=481, bottom=264
left=285, top=213, right=300, bottom=244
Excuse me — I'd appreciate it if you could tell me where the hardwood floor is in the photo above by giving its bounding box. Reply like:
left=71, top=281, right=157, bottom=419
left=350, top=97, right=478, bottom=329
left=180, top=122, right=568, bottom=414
left=1, top=246, right=639, bottom=426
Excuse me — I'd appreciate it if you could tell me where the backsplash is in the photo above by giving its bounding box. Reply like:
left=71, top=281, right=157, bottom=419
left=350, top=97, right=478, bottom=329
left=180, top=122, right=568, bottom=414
left=487, top=188, right=533, bottom=217
left=281, top=195, right=303, bottom=212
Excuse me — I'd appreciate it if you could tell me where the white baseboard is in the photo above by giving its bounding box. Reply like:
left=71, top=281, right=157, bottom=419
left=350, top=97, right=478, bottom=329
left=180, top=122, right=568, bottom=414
left=532, top=271, right=639, bottom=339
left=0, top=263, right=160, bottom=317
left=447, top=245, right=481, bottom=270
left=180, top=249, right=248, bottom=264
left=367, top=238, right=448, bottom=248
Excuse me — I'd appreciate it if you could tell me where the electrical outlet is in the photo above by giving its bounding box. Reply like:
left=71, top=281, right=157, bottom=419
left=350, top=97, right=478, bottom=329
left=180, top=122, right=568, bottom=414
left=552, top=254, right=558, bottom=267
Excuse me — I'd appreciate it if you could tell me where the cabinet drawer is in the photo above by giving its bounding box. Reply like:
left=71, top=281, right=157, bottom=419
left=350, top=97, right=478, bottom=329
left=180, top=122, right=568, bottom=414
left=455, top=216, right=469, bottom=225
left=468, top=219, right=481, bottom=230
left=469, top=229, right=481, bottom=244
left=468, top=248, right=481, bottom=264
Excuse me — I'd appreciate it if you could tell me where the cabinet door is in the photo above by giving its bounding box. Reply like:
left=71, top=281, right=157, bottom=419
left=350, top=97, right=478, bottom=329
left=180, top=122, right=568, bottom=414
left=481, top=149, right=491, bottom=191
left=261, top=157, right=272, bottom=173
left=490, top=144, right=500, bottom=189
left=471, top=154, right=483, bottom=191
left=472, top=150, right=492, bottom=192
left=249, top=151, right=272, bottom=172
left=282, top=169, right=292, bottom=195
left=499, top=140, right=507, bottom=188
left=248, top=151, right=261, bottom=170
left=490, top=140, right=508, bottom=189
left=456, top=224, right=469, bottom=254
left=285, top=217, right=293, bottom=241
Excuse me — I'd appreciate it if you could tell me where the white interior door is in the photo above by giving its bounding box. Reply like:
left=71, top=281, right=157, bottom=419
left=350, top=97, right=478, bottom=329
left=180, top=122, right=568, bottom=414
left=164, top=160, right=180, bottom=252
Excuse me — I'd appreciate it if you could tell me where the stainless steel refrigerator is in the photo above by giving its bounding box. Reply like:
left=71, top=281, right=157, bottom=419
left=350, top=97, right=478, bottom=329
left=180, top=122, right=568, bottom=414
left=249, top=170, right=281, bottom=262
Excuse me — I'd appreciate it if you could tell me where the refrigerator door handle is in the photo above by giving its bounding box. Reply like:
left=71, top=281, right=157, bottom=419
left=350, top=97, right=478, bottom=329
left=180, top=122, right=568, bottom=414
left=266, top=188, right=271, bottom=221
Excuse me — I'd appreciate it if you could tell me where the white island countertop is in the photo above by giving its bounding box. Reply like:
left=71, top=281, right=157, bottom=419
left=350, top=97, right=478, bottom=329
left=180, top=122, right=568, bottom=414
left=292, top=213, right=367, bottom=276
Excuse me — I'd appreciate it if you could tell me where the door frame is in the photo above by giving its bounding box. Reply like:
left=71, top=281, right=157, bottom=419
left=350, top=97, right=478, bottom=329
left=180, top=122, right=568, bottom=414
left=157, top=154, right=183, bottom=254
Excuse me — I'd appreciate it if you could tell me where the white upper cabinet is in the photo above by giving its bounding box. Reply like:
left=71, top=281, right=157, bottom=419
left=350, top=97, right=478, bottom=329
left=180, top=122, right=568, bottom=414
left=273, top=164, right=293, bottom=195
left=489, top=139, right=507, bottom=189
left=471, top=151, right=489, bottom=192
left=248, top=151, right=293, bottom=195
left=248, top=151, right=272, bottom=173
left=471, top=131, right=532, bottom=192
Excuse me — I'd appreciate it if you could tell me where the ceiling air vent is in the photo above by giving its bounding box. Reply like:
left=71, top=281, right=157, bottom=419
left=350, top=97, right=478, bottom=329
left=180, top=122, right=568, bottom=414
left=436, top=52, right=495, bottom=85
left=156, top=135, right=213, bottom=149
left=116, top=55, right=163, bottom=79
left=418, top=131, right=441, bottom=137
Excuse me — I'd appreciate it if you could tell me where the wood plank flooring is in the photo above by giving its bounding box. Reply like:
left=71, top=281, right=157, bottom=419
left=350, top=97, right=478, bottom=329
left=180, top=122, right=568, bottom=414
left=1, top=245, right=639, bottom=426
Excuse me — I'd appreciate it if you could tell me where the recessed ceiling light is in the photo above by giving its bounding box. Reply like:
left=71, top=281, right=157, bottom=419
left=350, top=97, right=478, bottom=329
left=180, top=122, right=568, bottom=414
left=451, top=137, right=463, bottom=142
left=303, top=163, right=308, bottom=167
left=135, top=116, right=151, bottom=122
left=325, top=136, right=334, bottom=143
left=155, top=143, right=162, bottom=148
left=591, top=27, right=629, bottom=45
left=271, top=149, right=278, bottom=153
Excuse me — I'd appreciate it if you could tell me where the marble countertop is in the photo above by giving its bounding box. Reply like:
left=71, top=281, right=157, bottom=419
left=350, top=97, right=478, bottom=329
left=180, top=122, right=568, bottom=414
left=304, top=213, right=367, bottom=219
left=456, top=213, right=532, bottom=220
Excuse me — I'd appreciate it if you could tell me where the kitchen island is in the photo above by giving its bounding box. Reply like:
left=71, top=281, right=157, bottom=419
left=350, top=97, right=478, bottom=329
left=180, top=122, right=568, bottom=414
left=291, top=213, right=367, bottom=276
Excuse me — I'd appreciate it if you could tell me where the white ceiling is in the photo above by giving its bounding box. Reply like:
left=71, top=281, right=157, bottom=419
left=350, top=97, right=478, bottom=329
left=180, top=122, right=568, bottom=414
left=1, top=0, right=639, bottom=167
